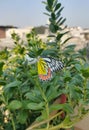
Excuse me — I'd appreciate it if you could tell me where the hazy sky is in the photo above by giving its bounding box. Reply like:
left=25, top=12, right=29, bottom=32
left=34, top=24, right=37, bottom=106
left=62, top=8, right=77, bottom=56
left=0, top=0, right=89, bottom=28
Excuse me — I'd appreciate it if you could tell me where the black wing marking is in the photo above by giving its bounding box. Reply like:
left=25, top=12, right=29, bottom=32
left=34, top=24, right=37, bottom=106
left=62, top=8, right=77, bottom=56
left=43, top=57, right=64, bottom=72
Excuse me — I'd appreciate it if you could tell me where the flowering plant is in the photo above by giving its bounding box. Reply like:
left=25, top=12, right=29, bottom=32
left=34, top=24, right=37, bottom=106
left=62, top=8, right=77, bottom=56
left=0, top=0, right=89, bottom=130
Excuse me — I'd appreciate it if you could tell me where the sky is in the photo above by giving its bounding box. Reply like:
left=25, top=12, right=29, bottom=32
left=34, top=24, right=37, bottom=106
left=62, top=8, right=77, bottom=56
left=0, top=0, right=89, bottom=28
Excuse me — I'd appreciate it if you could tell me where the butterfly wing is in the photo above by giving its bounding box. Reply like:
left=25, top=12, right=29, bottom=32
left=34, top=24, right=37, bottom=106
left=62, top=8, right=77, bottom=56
left=25, top=54, right=37, bottom=64
left=38, top=58, right=52, bottom=81
left=43, top=57, right=64, bottom=72
left=38, top=57, right=63, bottom=81
left=38, top=67, right=52, bottom=81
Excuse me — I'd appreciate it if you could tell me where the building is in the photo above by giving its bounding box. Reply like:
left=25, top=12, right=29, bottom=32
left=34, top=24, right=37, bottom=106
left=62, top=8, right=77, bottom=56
left=0, top=26, right=17, bottom=38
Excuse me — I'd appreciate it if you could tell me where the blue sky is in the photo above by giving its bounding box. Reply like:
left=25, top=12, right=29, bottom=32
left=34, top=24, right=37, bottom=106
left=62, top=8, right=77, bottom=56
left=0, top=0, right=89, bottom=28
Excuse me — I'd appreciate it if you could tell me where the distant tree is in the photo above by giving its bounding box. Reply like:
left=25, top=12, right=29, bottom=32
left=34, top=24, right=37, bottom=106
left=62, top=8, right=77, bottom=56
left=33, top=26, right=47, bottom=34
left=86, top=42, right=89, bottom=59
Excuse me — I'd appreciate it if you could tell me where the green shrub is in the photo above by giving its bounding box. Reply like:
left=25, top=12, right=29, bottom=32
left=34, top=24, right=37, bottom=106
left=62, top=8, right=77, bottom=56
left=0, top=0, right=89, bottom=130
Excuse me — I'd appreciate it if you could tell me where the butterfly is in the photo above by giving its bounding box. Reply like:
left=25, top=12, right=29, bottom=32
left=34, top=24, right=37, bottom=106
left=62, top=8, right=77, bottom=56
left=25, top=55, right=64, bottom=81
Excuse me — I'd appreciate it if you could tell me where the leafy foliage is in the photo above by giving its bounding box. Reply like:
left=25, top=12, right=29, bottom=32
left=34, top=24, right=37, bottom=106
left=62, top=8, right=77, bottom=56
left=0, top=0, right=89, bottom=130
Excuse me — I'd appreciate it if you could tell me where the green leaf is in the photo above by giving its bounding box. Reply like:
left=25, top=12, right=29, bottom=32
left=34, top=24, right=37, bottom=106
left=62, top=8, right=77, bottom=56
left=56, top=7, right=64, bottom=19
left=49, top=23, right=56, bottom=33
left=8, top=100, right=22, bottom=110
left=63, top=71, right=71, bottom=82
left=75, top=64, right=82, bottom=72
left=42, top=1, right=47, bottom=5
left=27, top=102, right=45, bottom=110
left=47, top=0, right=54, bottom=8
left=17, top=110, right=28, bottom=124
left=55, top=3, right=61, bottom=11
left=61, top=37, right=72, bottom=45
left=25, top=91, right=42, bottom=103
left=4, top=81, right=21, bottom=90
left=0, top=48, right=9, bottom=60
left=49, top=18, right=55, bottom=23
left=51, top=12, right=56, bottom=20
left=0, top=79, right=6, bottom=85
left=50, top=103, right=73, bottom=114
left=47, top=34, right=55, bottom=37
left=81, top=68, right=89, bottom=78
left=81, top=63, right=89, bottom=78
left=28, top=51, right=36, bottom=58
left=21, top=100, right=30, bottom=109
left=59, top=18, right=66, bottom=25
left=0, top=62, right=4, bottom=75
left=43, top=12, right=50, bottom=16
left=63, top=104, right=73, bottom=113
left=46, top=85, right=59, bottom=101
left=86, top=80, right=89, bottom=89
left=47, top=41, right=57, bottom=46
left=56, top=31, right=69, bottom=41
left=49, top=23, right=59, bottom=33
left=42, top=48, right=58, bottom=56
left=49, top=104, right=64, bottom=113
left=62, top=116, right=72, bottom=126
left=46, top=6, right=51, bottom=12
left=53, top=0, right=58, bottom=8
left=65, top=44, right=76, bottom=50
left=37, top=48, right=44, bottom=55
left=57, top=17, right=63, bottom=24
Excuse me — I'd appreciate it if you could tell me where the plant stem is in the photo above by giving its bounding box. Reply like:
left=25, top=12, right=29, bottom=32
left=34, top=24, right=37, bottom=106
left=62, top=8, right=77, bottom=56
left=36, top=80, right=50, bottom=129
left=83, top=78, right=87, bottom=101
left=26, top=111, right=63, bottom=130
left=46, top=102, right=49, bottom=129
left=10, top=113, right=16, bottom=130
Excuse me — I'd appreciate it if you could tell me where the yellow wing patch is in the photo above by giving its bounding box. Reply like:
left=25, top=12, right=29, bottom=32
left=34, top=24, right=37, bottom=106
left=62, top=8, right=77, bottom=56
left=37, top=58, right=48, bottom=75
left=38, top=58, right=52, bottom=81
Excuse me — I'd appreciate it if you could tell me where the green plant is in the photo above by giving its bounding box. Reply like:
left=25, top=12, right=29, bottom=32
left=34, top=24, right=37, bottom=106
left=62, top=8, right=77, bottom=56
left=0, top=0, right=89, bottom=130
